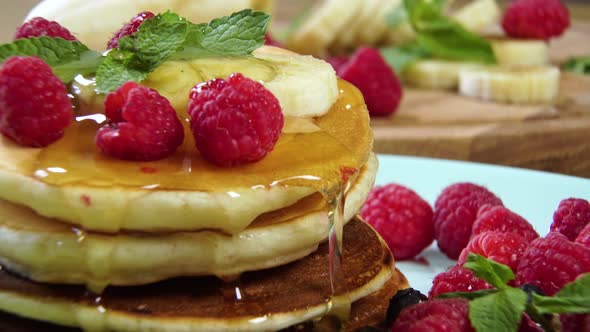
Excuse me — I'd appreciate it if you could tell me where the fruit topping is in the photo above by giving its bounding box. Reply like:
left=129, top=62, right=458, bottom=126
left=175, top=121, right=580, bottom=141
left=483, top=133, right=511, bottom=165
left=0, top=56, right=73, bottom=147
left=386, top=288, right=428, bottom=326
left=561, top=313, right=590, bottom=332
left=516, top=232, right=590, bottom=295
left=458, top=231, right=530, bottom=273
left=551, top=198, right=590, bottom=241
left=501, top=0, right=570, bottom=40
left=107, top=11, right=155, bottom=49
left=576, top=223, right=590, bottom=247
left=96, top=81, right=184, bottom=161
left=188, top=73, right=283, bottom=167
left=472, top=205, right=539, bottom=243
left=325, top=55, right=350, bottom=73
left=14, top=17, right=77, bottom=41
left=429, top=265, right=493, bottom=299
left=335, top=47, right=402, bottom=117
left=434, top=183, right=503, bottom=259
left=360, top=183, right=434, bottom=260
left=391, top=298, right=474, bottom=332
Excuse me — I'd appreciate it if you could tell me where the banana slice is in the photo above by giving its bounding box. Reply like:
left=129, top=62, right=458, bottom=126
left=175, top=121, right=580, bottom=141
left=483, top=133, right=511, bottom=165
left=404, top=60, right=484, bottom=90
left=286, top=0, right=363, bottom=57
left=25, top=0, right=273, bottom=51
left=490, top=39, right=549, bottom=66
left=451, top=0, right=500, bottom=33
left=459, top=66, right=560, bottom=104
left=330, top=0, right=382, bottom=53
left=359, top=0, right=403, bottom=46
left=141, top=46, right=338, bottom=118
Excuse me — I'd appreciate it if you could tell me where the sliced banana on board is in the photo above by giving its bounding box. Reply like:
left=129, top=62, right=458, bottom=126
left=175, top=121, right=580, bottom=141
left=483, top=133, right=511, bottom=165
left=404, top=60, right=485, bottom=90
left=490, top=39, right=550, bottom=66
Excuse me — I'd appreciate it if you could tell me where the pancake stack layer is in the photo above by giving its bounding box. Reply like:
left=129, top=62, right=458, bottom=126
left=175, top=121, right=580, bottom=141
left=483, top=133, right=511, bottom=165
left=0, top=45, right=408, bottom=331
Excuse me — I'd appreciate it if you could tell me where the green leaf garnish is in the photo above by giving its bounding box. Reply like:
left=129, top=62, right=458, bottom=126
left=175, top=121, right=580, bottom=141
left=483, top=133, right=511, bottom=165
left=385, top=4, right=409, bottom=29
left=464, top=253, right=514, bottom=289
left=437, top=289, right=498, bottom=300
left=0, top=37, right=103, bottom=82
left=402, top=0, right=495, bottom=63
left=562, top=56, right=590, bottom=75
left=534, top=273, right=590, bottom=314
left=469, top=288, right=527, bottom=332
left=380, top=42, right=429, bottom=73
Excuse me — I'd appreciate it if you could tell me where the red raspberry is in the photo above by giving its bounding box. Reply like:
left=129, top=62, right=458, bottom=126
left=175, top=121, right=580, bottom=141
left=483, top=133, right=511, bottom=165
left=458, top=231, right=530, bottom=273
left=325, top=56, right=350, bottom=72
left=429, top=265, right=493, bottom=299
left=107, top=11, right=155, bottom=49
left=360, top=183, right=434, bottom=260
left=519, top=314, right=544, bottom=332
left=561, top=313, right=590, bottom=332
left=391, top=298, right=474, bottom=332
left=14, top=17, right=77, bottom=41
left=551, top=198, right=590, bottom=241
left=502, top=0, right=570, bottom=40
left=0, top=56, right=72, bottom=147
left=188, top=73, right=283, bottom=167
left=576, top=223, right=590, bottom=248
left=434, top=183, right=503, bottom=259
left=96, top=82, right=184, bottom=161
left=336, top=47, right=402, bottom=117
left=472, top=205, right=539, bottom=243
left=516, top=232, right=590, bottom=295
left=264, top=33, right=282, bottom=47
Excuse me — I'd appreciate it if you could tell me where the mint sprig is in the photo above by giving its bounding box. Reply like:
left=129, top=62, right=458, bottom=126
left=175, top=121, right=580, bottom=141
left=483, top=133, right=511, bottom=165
left=0, top=10, right=270, bottom=93
left=562, top=56, right=590, bottom=75
left=439, top=253, right=590, bottom=332
left=0, top=37, right=103, bottom=82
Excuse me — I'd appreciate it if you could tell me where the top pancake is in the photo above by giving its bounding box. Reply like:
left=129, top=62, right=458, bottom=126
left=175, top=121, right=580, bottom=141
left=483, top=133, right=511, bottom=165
left=0, top=47, right=372, bottom=233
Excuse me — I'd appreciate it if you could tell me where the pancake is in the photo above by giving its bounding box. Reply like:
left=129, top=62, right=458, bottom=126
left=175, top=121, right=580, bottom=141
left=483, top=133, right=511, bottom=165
left=0, top=218, right=399, bottom=332
left=0, top=76, right=371, bottom=234
left=0, top=154, right=377, bottom=289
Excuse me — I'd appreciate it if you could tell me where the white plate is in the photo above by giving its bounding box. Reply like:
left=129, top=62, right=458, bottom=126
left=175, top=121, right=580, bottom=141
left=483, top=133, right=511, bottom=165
left=375, top=154, right=590, bottom=295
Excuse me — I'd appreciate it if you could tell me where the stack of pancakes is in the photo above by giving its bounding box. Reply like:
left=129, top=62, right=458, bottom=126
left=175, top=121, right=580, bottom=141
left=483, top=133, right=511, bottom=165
left=0, top=49, right=408, bottom=330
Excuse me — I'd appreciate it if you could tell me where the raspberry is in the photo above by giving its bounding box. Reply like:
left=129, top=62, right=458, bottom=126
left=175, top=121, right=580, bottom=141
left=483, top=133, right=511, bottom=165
left=188, top=73, right=283, bottom=167
left=576, top=223, right=590, bottom=248
left=107, top=11, right=155, bottom=49
left=561, top=313, right=590, bottom=332
left=14, top=17, right=77, bottom=41
left=472, top=205, right=539, bottom=243
left=360, top=183, right=434, bottom=260
left=0, top=56, right=73, bottom=147
left=434, top=183, right=503, bottom=259
left=326, top=56, right=350, bottom=72
left=502, top=0, right=570, bottom=40
left=336, top=47, right=402, bottom=117
left=516, top=232, right=590, bottom=295
left=96, top=82, right=184, bottom=161
left=391, top=298, right=474, bottom=332
left=458, top=231, right=530, bottom=273
left=519, top=314, right=544, bottom=332
left=551, top=198, right=590, bottom=241
left=264, top=33, right=282, bottom=47
left=429, top=265, right=493, bottom=299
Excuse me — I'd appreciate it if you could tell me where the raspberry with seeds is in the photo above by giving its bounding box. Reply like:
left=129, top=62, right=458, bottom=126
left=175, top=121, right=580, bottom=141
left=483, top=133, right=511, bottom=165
left=188, top=73, right=283, bottom=167
left=458, top=231, right=530, bottom=273
left=472, top=205, right=539, bottom=243
left=96, top=82, right=184, bottom=161
left=434, top=183, right=503, bottom=259
left=360, top=183, right=434, bottom=260
left=15, top=17, right=77, bottom=41
left=429, top=265, right=493, bottom=299
left=576, top=223, right=590, bottom=248
left=516, top=232, right=590, bottom=295
left=0, top=56, right=73, bottom=147
left=336, top=47, right=402, bottom=117
left=551, top=198, right=590, bottom=241
left=502, top=0, right=570, bottom=40
left=107, top=11, right=155, bottom=49
left=561, top=313, right=590, bottom=332
left=391, top=298, right=474, bottom=332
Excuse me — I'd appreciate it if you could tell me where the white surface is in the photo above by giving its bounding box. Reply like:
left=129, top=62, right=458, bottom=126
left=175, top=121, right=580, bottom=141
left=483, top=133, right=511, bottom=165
left=375, top=154, right=590, bottom=294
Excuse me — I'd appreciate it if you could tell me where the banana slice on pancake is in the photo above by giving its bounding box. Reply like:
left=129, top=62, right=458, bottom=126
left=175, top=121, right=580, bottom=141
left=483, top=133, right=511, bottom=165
left=0, top=47, right=371, bottom=234
left=25, top=0, right=273, bottom=51
left=0, top=154, right=376, bottom=291
left=0, top=218, right=403, bottom=332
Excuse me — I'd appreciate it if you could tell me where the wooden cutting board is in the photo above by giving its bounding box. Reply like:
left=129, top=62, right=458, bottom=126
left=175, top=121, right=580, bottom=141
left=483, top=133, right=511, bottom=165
left=372, top=21, right=590, bottom=178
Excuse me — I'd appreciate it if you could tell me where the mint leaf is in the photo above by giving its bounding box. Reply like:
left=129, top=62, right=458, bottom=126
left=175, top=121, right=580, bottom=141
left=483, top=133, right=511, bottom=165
left=437, top=289, right=498, bottom=300
left=534, top=273, right=590, bottom=314
left=0, top=37, right=103, bottom=82
left=403, top=0, right=495, bottom=63
left=469, top=288, right=527, bottom=332
left=380, top=43, right=429, bottom=73
left=464, top=253, right=514, bottom=289
left=563, top=56, right=590, bottom=75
